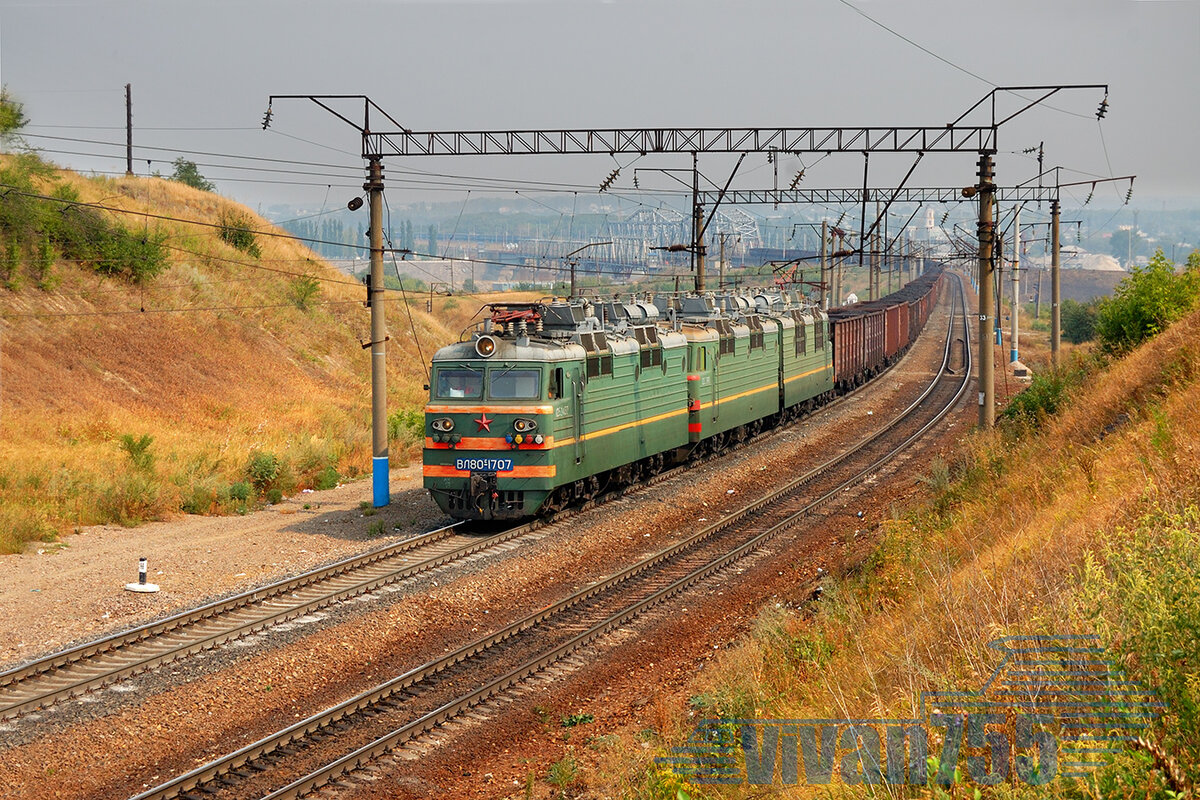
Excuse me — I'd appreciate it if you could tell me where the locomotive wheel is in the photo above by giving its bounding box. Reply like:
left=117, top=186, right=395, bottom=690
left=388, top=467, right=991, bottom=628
left=542, top=488, right=566, bottom=514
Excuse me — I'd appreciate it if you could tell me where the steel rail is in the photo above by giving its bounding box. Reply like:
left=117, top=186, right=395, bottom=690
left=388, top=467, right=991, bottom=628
left=1, top=284, right=929, bottom=719
left=130, top=275, right=968, bottom=800
left=0, top=520, right=573, bottom=718
left=263, top=274, right=971, bottom=800
left=5, top=272, right=954, bottom=726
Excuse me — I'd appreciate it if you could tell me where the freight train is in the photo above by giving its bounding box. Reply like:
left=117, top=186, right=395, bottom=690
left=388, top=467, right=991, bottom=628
left=423, top=266, right=944, bottom=520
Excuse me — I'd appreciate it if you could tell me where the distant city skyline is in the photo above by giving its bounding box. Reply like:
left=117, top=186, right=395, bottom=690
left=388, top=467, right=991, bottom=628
left=1, top=0, right=1197, bottom=222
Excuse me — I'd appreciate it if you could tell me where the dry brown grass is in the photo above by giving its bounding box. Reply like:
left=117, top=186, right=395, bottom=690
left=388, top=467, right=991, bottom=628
left=0, top=164, right=535, bottom=551
left=605, top=306, right=1200, bottom=799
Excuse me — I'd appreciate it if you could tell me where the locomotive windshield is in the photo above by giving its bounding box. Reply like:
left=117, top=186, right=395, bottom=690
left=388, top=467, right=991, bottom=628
left=435, top=368, right=483, bottom=399
left=488, top=368, right=541, bottom=399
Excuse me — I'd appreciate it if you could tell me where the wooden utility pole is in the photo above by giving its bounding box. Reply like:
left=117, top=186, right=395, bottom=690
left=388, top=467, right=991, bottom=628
left=977, top=152, right=996, bottom=428
left=365, top=157, right=389, bottom=507
left=125, top=84, right=133, bottom=177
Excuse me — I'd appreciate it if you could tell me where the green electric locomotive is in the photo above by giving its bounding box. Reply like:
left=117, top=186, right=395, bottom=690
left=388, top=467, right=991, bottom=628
left=423, top=292, right=834, bottom=521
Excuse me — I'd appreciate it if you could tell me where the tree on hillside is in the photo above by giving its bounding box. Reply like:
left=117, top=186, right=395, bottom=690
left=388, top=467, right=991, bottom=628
left=1095, top=249, right=1200, bottom=353
left=427, top=224, right=439, bottom=259
left=169, top=158, right=215, bottom=192
left=0, top=88, right=28, bottom=141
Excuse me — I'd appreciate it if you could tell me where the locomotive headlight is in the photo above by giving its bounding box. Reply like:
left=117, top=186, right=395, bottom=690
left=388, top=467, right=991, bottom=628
left=513, top=418, right=538, bottom=432
left=475, top=335, right=497, bottom=358
left=431, top=417, right=455, bottom=432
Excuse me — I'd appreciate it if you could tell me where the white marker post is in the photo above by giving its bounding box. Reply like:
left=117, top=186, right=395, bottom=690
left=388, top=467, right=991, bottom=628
left=125, top=556, right=160, bottom=593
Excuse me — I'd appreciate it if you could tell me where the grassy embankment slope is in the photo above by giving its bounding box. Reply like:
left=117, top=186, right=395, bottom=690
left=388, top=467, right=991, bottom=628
left=601, top=296, right=1199, bottom=798
left=0, top=162, right=510, bottom=552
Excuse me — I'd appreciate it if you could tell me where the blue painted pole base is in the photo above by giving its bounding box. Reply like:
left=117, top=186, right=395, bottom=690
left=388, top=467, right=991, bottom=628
left=1010, top=348, right=1019, bottom=363
left=373, top=456, right=390, bottom=507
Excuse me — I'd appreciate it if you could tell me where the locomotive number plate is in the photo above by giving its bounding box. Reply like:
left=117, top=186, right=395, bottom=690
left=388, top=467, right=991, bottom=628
left=455, top=457, right=514, bottom=473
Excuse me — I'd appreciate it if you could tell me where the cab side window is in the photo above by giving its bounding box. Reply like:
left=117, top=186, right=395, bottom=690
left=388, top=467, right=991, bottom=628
left=550, top=367, right=564, bottom=400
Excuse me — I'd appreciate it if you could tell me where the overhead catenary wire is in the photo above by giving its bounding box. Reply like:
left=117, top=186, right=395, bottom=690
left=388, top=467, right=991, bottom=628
left=20, top=130, right=634, bottom=194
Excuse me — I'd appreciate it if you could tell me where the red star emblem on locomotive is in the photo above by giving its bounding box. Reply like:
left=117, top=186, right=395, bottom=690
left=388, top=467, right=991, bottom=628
left=475, top=413, right=493, bottom=432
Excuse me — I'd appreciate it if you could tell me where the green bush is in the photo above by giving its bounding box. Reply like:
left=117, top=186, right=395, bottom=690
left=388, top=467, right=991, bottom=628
left=561, top=712, right=594, bottom=727
left=1061, top=297, right=1098, bottom=344
left=2, top=234, right=22, bottom=290
left=1001, top=355, right=1098, bottom=435
left=181, top=483, right=218, bottom=515
left=0, top=152, right=168, bottom=286
left=288, top=274, right=320, bottom=310
left=546, top=755, right=578, bottom=790
left=387, top=407, right=424, bottom=444
left=314, top=465, right=340, bottom=491
left=1001, top=370, right=1071, bottom=431
left=228, top=481, right=251, bottom=502
left=245, top=450, right=280, bottom=495
left=118, top=433, right=155, bottom=473
left=218, top=209, right=262, bottom=258
left=1095, top=250, right=1200, bottom=353
left=101, top=471, right=161, bottom=526
left=0, top=506, right=57, bottom=554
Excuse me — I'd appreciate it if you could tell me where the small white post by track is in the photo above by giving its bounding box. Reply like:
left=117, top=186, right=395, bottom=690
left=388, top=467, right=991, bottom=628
left=125, top=556, right=160, bottom=593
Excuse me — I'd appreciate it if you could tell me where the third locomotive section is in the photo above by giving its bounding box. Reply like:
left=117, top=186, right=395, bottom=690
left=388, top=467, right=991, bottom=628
left=423, top=266, right=945, bottom=521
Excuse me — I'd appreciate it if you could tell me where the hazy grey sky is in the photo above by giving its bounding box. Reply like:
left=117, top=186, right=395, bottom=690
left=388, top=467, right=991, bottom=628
left=1, top=0, right=1197, bottom=213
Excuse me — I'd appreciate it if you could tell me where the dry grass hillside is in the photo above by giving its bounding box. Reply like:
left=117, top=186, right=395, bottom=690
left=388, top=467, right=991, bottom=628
left=0, top=162, right=524, bottom=552
left=609, top=304, right=1200, bottom=798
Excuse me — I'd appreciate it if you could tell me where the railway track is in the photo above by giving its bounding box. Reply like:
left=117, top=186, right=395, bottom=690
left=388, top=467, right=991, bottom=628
left=127, top=274, right=970, bottom=800
left=0, top=285, right=945, bottom=723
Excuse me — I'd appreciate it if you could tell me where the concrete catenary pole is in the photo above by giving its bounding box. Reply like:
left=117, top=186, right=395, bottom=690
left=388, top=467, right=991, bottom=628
left=1011, top=206, right=1020, bottom=363
left=719, top=232, right=726, bottom=291
left=1050, top=199, right=1061, bottom=369
left=692, top=152, right=706, bottom=293
left=365, top=157, right=389, bottom=507
left=819, top=219, right=828, bottom=310
left=977, top=152, right=996, bottom=428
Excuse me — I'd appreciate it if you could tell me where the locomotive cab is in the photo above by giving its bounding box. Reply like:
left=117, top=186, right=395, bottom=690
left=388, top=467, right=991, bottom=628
left=423, top=303, right=583, bottom=521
